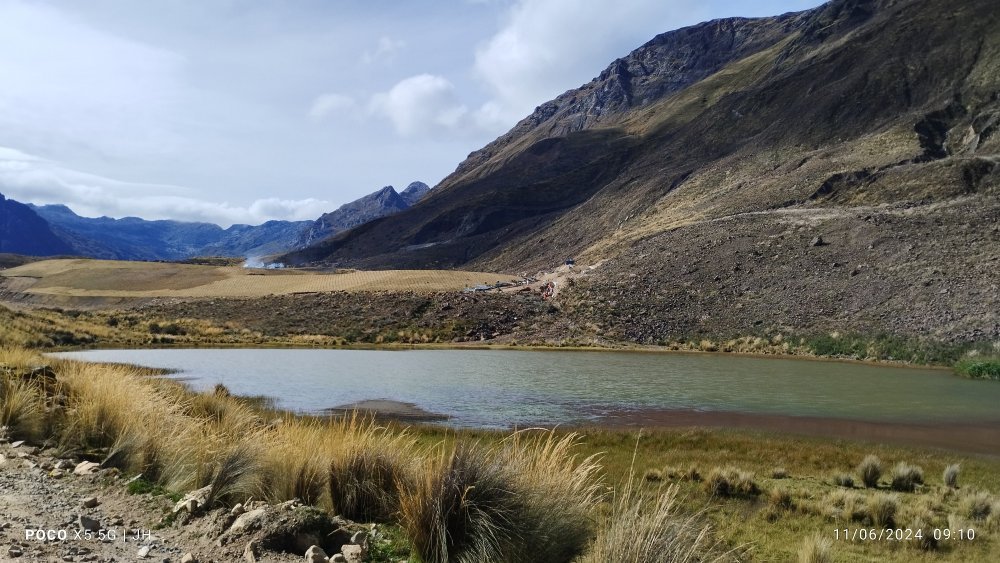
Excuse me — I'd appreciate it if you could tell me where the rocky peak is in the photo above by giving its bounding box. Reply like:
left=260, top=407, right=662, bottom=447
left=400, top=181, right=431, bottom=206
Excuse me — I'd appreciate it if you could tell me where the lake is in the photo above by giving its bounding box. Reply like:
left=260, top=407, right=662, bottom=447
left=52, top=349, right=1000, bottom=434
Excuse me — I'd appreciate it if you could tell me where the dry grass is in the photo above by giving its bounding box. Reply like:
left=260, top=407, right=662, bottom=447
left=858, top=454, right=882, bottom=488
left=960, top=491, right=993, bottom=521
left=944, top=463, right=960, bottom=489
left=579, top=480, right=733, bottom=563
left=2, top=259, right=501, bottom=298
left=889, top=462, right=925, bottom=492
left=797, top=533, right=833, bottom=563
left=400, top=431, right=601, bottom=563
left=703, top=467, right=760, bottom=498
left=865, top=493, right=899, bottom=527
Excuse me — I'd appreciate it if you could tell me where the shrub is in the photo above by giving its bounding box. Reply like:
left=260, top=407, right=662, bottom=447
left=832, top=473, right=855, bottom=488
left=954, top=357, right=1000, bottom=380
left=960, top=491, right=993, bottom=521
left=866, top=494, right=898, bottom=527
left=943, top=464, right=960, bottom=489
left=858, top=455, right=882, bottom=488
left=907, top=518, right=938, bottom=551
left=889, top=462, right=924, bottom=492
left=797, top=533, right=832, bottom=563
left=579, top=481, right=724, bottom=563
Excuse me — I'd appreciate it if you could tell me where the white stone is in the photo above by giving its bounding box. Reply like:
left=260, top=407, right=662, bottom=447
left=304, top=545, right=328, bottom=563
left=73, top=461, right=100, bottom=476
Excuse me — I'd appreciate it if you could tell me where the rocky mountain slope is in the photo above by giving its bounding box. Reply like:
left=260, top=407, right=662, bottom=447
left=281, top=0, right=999, bottom=343
left=295, top=182, right=430, bottom=247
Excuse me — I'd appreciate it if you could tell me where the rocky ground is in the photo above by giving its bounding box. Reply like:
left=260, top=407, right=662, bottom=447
left=0, top=438, right=386, bottom=563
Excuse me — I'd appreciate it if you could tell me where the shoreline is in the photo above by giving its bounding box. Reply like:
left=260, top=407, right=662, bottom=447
left=47, top=340, right=958, bottom=372
left=583, top=408, right=1000, bottom=456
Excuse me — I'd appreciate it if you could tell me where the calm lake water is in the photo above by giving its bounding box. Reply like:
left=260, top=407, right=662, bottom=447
left=51, top=348, right=1000, bottom=429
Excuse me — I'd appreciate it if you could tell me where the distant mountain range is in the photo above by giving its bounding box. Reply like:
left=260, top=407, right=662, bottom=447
left=0, top=182, right=430, bottom=261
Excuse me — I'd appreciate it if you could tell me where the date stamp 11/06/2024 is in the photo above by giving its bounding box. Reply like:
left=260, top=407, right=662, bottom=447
left=833, top=527, right=978, bottom=543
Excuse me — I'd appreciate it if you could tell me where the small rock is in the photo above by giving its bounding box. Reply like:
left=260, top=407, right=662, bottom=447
left=230, top=503, right=245, bottom=516
left=810, top=236, right=826, bottom=247
left=73, top=461, right=100, bottom=476
left=10, top=440, right=25, bottom=448
left=350, top=531, right=367, bottom=545
left=137, top=545, right=151, bottom=558
left=8, top=546, right=23, bottom=557
left=330, top=555, right=346, bottom=563
left=78, top=514, right=101, bottom=532
left=304, top=545, right=328, bottom=563
left=173, top=485, right=212, bottom=514
left=62, top=556, right=74, bottom=562
left=341, top=544, right=364, bottom=563
left=180, top=554, right=196, bottom=563
left=82, top=497, right=99, bottom=509
left=49, top=469, right=66, bottom=479
left=228, top=508, right=267, bottom=534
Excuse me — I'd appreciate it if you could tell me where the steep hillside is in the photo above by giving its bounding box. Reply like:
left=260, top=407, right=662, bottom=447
left=286, top=0, right=999, bottom=273
left=0, top=194, right=74, bottom=257
left=282, top=0, right=999, bottom=343
left=295, top=182, right=431, bottom=248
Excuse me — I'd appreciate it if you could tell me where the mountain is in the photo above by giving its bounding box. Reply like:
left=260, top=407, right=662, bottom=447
left=295, top=182, right=431, bottom=247
left=0, top=193, right=74, bottom=256
left=279, top=0, right=999, bottom=343
left=282, top=0, right=999, bottom=272
left=399, top=181, right=431, bottom=206
left=30, top=204, right=312, bottom=261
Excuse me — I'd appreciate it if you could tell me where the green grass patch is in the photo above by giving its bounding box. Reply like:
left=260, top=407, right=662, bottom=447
left=955, top=357, right=1000, bottom=380
left=127, top=476, right=182, bottom=502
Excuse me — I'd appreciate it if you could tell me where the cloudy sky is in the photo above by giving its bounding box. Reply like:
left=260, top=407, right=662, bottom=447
left=0, top=0, right=820, bottom=226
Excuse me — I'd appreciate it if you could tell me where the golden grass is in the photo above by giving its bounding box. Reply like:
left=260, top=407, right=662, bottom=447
left=2, top=259, right=502, bottom=297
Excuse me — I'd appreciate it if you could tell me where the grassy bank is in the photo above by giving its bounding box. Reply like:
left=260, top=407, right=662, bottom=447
left=955, top=357, right=1000, bottom=381
left=3, top=346, right=999, bottom=561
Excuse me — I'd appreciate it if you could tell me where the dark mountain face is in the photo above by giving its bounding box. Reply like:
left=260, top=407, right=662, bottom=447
left=29, top=204, right=310, bottom=260
left=0, top=193, right=74, bottom=256
left=295, top=183, right=431, bottom=247
left=282, top=0, right=1000, bottom=273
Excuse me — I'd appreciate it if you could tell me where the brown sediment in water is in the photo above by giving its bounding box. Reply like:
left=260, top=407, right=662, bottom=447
left=590, top=408, right=1000, bottom=455
left=324, top=399, right=450, bottom=423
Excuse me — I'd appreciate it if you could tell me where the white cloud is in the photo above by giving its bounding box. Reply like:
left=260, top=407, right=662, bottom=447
left=308, top=93, right=356, bottom=120
left=0, top=1, right=184, bottom=161
left=0, top=147, right=330, bottom=226
left=368, top=74, right=471, bottom=137
left=361, top=36, right=406, bottom=64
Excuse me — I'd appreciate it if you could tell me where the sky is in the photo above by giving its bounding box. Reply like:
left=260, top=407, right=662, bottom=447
left=0, top=0, right=821, bottom=227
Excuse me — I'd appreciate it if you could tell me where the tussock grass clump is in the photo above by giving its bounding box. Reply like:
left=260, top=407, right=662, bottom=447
left=644, top=468, right=664, bottom=482
left=943, top=464, right=960, bottom=489
left=865, top=493, right=898, bottom=527
left=832, top=473, right=854, bottom=488
left=823, top=489, right=865, bottom=522
left=703, top=467, right=760, bottom=498
left=400, top=431, right=600, bottom=563
left=329, top=430, right=415, bottom=522
left=797, top=533, right=832, bottom=563
left=858, top=455, right=882, bottom=488
left=889, top=462, right=924, bottom=492
left=768, top=486, right=793, bottom=510
left=0, top=376, right=45, bottom=441
left=960, top=491, right=993, bottom=521
left=771, top=467, right=789, bottom=479
left=579, top=481, right=728, bottom=563
left=683, top=465, right=702, bottom=482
